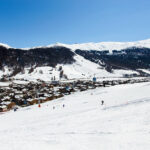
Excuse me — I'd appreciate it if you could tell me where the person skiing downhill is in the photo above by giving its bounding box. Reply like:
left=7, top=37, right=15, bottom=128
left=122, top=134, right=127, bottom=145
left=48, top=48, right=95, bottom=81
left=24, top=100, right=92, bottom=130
left=101, top=100, right=104, bottom=105
left=14, top=107, right=18, bottom=112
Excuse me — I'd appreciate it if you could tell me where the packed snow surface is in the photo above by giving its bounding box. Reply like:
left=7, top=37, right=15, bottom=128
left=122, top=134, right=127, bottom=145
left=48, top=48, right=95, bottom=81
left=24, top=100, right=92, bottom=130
left=0, top=82, right=150, bottom=150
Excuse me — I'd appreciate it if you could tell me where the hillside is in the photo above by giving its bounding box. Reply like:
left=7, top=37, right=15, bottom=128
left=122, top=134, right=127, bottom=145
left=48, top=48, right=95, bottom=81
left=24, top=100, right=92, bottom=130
left=0, top=39, right=150, bottom=81
left=0, top=82, right=150, bottom=150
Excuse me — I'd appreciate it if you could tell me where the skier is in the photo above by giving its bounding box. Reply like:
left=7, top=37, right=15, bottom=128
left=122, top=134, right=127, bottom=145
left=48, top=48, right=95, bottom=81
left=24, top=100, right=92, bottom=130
left=14, top=107, right=18, bottom=112
left=63, top=104, right=65, bottom=108
left=38, top=99, right=41, bottom=108
left=53, top=106, right=55, bottom=110
left=101, top=100, right=104, bottom=105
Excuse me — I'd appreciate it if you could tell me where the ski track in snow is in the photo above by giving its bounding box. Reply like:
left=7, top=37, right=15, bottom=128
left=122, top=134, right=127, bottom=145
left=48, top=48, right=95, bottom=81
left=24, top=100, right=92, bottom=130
left=0, top=82, right=150, bottom=150
left=104, top=97, right=150, bottom=110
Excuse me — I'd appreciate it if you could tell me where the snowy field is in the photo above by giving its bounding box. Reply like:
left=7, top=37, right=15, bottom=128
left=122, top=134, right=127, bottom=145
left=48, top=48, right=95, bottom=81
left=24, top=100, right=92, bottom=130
left=0, top=82, right=150, bottom=150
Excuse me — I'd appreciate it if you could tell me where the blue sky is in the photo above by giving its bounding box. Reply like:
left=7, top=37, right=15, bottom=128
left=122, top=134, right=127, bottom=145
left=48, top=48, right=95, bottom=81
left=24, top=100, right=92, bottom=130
left=0, top=0, right=150, bottom=48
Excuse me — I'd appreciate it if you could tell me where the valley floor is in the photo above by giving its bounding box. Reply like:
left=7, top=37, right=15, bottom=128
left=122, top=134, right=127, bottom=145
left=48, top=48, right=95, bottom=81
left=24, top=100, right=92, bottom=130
left=0, top=82, right=150, bottom=150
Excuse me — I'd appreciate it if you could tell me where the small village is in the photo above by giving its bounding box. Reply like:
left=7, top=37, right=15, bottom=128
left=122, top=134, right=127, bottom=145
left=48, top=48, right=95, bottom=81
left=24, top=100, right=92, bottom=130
left=0, top=77, right=150, bottom=112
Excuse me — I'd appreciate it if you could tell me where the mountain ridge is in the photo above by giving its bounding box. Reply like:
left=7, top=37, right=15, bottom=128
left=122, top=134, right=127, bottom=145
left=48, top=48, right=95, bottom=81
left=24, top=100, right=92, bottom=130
left=1, top=39, right=150, bottom=52
left=0, top=39, right=150, bottom=81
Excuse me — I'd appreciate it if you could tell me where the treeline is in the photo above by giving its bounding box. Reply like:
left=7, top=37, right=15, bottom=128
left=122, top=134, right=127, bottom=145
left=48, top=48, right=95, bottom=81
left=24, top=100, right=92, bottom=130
left=0, top=46, right=75, bottom=75
left=75, top=47, right=150, bottom=71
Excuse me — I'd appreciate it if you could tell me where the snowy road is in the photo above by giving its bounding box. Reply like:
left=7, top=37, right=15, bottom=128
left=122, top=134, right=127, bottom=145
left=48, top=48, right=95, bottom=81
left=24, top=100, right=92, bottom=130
left=0, top=82, right=150, bottom=150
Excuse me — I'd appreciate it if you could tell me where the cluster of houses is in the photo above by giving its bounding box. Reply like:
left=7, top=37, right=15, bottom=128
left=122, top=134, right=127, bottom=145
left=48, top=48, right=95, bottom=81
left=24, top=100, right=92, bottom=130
left=0, top=77, right=150, bottom=112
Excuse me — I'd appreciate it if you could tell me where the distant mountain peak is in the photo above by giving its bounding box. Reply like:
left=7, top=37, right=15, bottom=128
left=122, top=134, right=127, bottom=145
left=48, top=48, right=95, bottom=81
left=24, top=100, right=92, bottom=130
left=45, top=39, right=150, bottom=52
left=1, top=39, right=150, bottom=52
left=0, top=43, right=10, bottom=49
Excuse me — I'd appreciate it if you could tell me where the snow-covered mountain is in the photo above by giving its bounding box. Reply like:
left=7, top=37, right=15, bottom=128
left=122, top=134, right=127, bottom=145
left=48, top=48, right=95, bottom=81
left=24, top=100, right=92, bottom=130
left=0, top=39, right=150, bottom=81
left=13, top=55, right=139, bottom=82
left=0, top=43, right=10, bottom=49
left=47, top=39, right=150, bottom=52
left=2, top=39, right=150, bottom=52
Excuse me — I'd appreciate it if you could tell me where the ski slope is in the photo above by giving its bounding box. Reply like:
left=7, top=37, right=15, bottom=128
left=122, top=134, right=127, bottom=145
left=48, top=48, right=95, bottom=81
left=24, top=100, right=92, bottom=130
left=0, top=82, right=150, bottom=150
